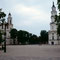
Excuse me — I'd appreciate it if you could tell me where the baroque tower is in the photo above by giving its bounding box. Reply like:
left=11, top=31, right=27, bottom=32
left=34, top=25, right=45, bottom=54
left=6, top=13, right=13, bottom=44
left=48, top=2, right=59, bottom=45
left=7, top=13, right=12, bottom=24
left=7, top=13, right=13, bottom=30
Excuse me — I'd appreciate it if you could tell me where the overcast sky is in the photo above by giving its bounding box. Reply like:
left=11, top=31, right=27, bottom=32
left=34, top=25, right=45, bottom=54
left=0, top=0, right=57, bottom=36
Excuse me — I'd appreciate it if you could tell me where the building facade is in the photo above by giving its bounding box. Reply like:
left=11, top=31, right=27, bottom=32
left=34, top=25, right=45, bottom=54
left=0, top=13, right=13, bottom=44
left=48, top=2, right=60, bottom=45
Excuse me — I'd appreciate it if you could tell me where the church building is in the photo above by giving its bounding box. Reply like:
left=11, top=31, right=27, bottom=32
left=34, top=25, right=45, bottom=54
left=48, top=2, right=60, bottom=45
left=0, top=13, right=13, bottom=44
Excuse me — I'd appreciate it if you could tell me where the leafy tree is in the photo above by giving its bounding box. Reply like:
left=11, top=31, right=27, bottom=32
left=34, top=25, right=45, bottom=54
left=17, top=30, right=22, bottom=44
left=28, top=33, right=32, bottom=44
left=29, top=34, right=38, bottom=44
left=0, top=9, right=6, bottom=19
left=17, top=30, right=29, bottom=45
left=38, top=36, right=41, bottom=44
left=17, top=30, right=24, bottom=44
left=40, top=30, right=48, bottom=44
left=10, top=28, right=17, bottom=45
left=17, top=30, right=39, bottom=45
left=22, top=30, right=29, bottom=44
left=57, top=0, right=60, bottom=11
left=55, top=0, right=60, bottom=36
left=32, top=34, right=38, bottom=44
left=0, top=9, right=6, bottom=44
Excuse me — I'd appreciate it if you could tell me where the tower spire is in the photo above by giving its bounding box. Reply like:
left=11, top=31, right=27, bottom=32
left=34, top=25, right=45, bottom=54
left=52, top=1, right=55, bottom=7
left=7, top=13, right=12, bottom=24
left=8, top=13, right=11, bottom=16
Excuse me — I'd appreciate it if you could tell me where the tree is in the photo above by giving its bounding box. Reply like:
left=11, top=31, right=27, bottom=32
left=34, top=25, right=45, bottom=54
left=28, top=34, right=38, bottom=44
left=0, top=9, right=6, bottom=44
left=17, top=30, right=29, bottom=45
left=40, top=30, right=48, bottom=44
left=0, top=9, right=6, bottom=19
left=32, top=34, right=38, bottom=44
left=10, top=28, right=17, bottom=45
left=28, top=33, right=32, bottom=44
left=22, top=30, right=29, bottom=44
left=17, top=30, right=22, bottom=44
left=38, top=36, right=41, bottom=44
left=55, top=0, right=60, bottom=36
left=57, top=0, right=60, bottom=11
left=0, top=9, right=6, bottom=52
left=17, top=30, right=24, bottom=44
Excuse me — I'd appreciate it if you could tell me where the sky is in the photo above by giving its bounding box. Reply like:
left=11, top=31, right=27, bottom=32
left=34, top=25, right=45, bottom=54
left=0, top=0, right=57, bottom=36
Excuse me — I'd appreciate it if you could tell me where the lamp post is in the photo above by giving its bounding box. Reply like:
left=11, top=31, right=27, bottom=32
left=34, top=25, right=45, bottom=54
left=4, top=23, right=6, bottom=52
left=4, top=22, right=8, bottom=52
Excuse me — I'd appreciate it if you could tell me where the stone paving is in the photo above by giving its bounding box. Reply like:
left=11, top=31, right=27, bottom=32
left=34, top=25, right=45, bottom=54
left=0, top=45, right=60, bottom=60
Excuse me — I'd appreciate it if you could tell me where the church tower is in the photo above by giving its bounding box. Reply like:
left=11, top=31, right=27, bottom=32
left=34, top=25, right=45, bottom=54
left=7, top=13, right=12, bottom=24
left=6, top=13, right=13, bottom=44
left=7, top=13, right=13, bottom=30
left=0, top=12, right=13, bottom=44
left=48, top=2, right=58, bottom=45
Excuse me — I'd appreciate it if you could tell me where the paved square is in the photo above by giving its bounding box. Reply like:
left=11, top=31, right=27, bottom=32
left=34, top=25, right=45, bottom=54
left=0, top=45, right=60, bottom=60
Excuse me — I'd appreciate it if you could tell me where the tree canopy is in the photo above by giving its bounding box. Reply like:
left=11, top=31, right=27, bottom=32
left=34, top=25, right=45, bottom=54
left=0, top=9, right=6, bottom=19
left=40, top=30, right=48, bottom=44
left=10, top=28, right=17, bottom=44
left=57, top=0, right=60, bottom=11
left=55, top=0, right=60, bottom=36
left=0, top=9, right=6, bottom=44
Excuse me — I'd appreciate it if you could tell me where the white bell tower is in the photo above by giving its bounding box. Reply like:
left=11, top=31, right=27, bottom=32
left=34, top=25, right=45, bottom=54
left=7, top=13, right=12, bottom=24
left=6, top=13, right=13, bottom=44
left=48, top=2, right=58, bottom=45
left=51, top=2, right=57, bottom=22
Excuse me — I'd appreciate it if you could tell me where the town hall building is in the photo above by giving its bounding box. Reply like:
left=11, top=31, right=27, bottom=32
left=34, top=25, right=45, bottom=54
left=48, top=2, right=60, bottom=45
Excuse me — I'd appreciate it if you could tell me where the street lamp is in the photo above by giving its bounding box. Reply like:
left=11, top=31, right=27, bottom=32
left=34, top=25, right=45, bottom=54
left=4, top=22, right=6, bottom=52
left=4, top=22, right=8, bottom=52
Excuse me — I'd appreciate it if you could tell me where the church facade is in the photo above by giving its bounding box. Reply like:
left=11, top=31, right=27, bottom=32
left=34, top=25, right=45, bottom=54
left=48, top=2, right=60, bottom=45
left=0, top=13, right=13, bottom=44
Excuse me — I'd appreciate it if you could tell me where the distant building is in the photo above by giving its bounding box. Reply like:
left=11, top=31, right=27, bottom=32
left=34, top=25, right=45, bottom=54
left=48, top=2, right=60, bottom=45
left=0, top=13, right=13, bottom=44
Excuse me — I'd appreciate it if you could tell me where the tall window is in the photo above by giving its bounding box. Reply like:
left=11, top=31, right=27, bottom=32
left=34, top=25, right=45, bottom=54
left=52, top=36, right=54, bottom=40
left=52, top=33, right=54, bottom=40
left=10, top=20, right=11, bottom=24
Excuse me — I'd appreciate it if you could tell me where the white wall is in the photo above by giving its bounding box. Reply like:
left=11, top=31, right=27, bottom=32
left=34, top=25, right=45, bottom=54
left=49, top=40, right=58, bottom=45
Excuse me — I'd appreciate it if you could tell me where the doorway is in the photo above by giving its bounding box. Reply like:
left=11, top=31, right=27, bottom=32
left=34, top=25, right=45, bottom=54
left=51, top=42, right=54, bottom=45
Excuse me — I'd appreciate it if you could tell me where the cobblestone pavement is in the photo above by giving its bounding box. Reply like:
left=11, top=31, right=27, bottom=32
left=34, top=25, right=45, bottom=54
left=0, top=45, right=60, bottom=60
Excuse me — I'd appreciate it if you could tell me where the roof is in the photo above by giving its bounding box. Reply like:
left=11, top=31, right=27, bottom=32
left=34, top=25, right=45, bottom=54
left=9, top=13, right=11, bottom=16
